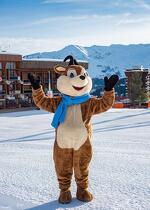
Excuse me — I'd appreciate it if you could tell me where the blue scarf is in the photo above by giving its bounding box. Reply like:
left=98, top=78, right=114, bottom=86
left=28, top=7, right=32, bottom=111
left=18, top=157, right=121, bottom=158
left=51, top=93, right=91, bottom=128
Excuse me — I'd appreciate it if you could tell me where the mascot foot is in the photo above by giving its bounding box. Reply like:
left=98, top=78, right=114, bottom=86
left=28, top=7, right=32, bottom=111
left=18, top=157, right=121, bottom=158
left=58, top=190, right=72, bottom=204
left=76, top=188, right=93, bottom=202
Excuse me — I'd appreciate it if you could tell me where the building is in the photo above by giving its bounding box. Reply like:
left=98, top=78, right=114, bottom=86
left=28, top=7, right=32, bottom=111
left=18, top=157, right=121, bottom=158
left=0, top=53, right=88, bottom=110
left=125, top=66, right=150, bottom=105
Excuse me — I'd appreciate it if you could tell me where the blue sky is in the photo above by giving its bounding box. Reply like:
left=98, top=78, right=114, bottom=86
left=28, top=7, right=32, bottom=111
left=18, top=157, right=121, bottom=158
left=0, top=0, right=150, bottom=54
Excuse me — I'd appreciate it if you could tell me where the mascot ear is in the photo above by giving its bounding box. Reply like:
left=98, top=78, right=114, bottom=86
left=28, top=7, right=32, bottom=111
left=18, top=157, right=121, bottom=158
left=54, top=65, right=66, bottom=74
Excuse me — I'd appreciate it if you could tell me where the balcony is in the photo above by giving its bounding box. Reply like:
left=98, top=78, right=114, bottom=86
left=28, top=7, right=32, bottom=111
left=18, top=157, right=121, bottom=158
left=5, top=80, right=11, bottom=85
left=0, top=76, right=6, bottom=82
left=18, top=79, right=24, bottom=84
left=0, top=92, right=5, bottom=99
left=23, top=80, right=31, bottom=85
left=43, top=80, right=49, bottom=84
left=5, top=95, right=15, bottom=100
left=10, top=76, right=18, bottom=81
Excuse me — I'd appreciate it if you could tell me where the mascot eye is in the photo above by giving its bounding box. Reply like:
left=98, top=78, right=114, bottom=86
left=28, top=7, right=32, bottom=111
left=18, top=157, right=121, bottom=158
left=70, top=73, right=75, bottom=78
left=84, top=71, right=89, bottom=77
left=67, top=69, right=77, bottom=78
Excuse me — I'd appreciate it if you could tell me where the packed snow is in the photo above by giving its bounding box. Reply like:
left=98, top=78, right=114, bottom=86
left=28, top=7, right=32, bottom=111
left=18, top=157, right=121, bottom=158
left=0, top=108, right=150, bottom=210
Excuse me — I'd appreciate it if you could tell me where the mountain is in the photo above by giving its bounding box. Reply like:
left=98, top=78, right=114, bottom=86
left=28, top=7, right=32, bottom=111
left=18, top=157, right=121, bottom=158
left=24, top=44, right=150, bottom=78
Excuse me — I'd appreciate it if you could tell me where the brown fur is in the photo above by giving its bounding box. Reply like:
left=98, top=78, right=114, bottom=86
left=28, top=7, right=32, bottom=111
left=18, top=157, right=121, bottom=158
left=32, top=86, right=115, bottom=202
left=59, top=190, right=72, bottom=204
left=76, top=188, right=93, bottom=202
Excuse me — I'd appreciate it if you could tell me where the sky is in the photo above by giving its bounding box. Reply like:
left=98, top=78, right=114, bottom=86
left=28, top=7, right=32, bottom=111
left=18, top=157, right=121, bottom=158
left=0, top=0, right=150, bottom=55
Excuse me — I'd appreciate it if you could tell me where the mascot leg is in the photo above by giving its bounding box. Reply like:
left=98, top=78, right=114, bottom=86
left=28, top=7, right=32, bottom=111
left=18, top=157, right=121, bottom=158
left=53, top=141, right=73, bottom=204
left=73, top=139, right=93, bottom=202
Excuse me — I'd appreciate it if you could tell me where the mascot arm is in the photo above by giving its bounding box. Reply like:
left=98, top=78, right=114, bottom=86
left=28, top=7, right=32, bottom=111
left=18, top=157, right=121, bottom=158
left=90, top=89, right=115, bottom=115
left=32, top=86, right=61, bottom=113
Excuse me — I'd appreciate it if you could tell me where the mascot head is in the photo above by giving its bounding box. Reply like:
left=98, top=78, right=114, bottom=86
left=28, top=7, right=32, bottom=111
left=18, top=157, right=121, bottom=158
left=54, top=55, right=92, bottom=96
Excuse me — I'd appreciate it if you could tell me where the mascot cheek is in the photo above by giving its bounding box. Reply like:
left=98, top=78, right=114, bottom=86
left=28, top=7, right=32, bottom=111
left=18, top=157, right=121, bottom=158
left=57, top=76, right=93, bottom=96
left=57, top=76, right=69, bottom=93
left=57, top=76, right=75, bottom=95
left=86, top=77, right=92, bottom=93
left=80, top=77, right=92, bottom=95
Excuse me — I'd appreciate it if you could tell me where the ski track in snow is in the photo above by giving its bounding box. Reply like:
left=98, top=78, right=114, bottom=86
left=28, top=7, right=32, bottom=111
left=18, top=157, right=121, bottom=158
left=0, top=109, right=150, bottom=210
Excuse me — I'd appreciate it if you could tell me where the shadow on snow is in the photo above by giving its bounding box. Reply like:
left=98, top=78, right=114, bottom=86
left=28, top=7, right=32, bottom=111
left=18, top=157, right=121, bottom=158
left=93, top=121, right=150, bottom=133
left=0, top=130, right=55, bottom=143
left=93, top=110, right=150, bottom=126
left=26, top=198, right=86, bottom=210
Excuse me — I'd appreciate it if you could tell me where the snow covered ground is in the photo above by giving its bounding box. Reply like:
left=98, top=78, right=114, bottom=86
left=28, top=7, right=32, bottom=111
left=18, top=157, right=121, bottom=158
left=0, top=108, right=150, bottom=210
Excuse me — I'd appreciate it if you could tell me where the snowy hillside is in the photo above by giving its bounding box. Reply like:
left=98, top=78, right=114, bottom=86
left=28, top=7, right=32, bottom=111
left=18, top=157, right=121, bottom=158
left=0, top=109, right=150, bottom=210
left=24, top=44, right=150, bottom=78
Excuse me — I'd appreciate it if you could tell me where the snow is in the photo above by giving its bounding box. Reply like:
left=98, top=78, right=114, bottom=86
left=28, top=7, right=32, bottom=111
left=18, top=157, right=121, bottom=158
left=0, top=108, right=150, bottom=210
left=23, top=57, right=87, bottom=63
left=23, top=58, right=64, bottom=61
left=0, top=52, right=21, bottom=56
left=24, top=44, right=150, bottom=78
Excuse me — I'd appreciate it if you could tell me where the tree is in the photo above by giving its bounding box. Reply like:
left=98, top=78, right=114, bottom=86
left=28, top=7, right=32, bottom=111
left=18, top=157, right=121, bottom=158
left=130, top=72, right=148, bottom=106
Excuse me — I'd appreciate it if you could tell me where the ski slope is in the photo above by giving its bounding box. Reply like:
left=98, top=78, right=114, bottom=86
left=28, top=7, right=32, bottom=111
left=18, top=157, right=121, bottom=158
left=0, top=108, right=150, bottom=210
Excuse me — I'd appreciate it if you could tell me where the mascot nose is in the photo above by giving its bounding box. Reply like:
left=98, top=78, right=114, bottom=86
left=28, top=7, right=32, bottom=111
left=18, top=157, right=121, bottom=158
left=80, top=75, right=85, bottom=80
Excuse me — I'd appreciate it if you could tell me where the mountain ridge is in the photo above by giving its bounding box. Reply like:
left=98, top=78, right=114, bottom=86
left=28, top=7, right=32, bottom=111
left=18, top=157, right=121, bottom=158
left=24, top=44, right=150, bottom=78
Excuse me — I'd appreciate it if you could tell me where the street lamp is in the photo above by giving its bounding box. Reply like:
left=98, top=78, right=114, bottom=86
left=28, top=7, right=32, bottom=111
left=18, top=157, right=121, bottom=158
left=47, top=70, right=53, bottom=97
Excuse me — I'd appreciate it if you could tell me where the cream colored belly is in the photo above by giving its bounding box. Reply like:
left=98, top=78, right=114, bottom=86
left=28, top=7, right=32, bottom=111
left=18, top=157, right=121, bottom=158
left=57, top=104, right=87, bottom=150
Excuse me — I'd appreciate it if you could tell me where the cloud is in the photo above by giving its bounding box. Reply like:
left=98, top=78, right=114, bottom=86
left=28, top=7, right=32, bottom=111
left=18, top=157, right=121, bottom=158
left=0, top=37, right=69, bottom=55
left=0, top=14, right=116, bottom=30
left=31, top=15, right=90, bottom=25
left=1, top=15, right=150, bottom=55
left=116, top=13, right=150, bottom=26
left=134, top=0, right=150, bottom=9
left=31, top=14, right=116, bottom=25
left=42, top=0, right=90, bottom=3
left=0, top=15, right=91, bottom=30
left=30, top=13, right=150, bottom=29
left=1, top=3, right=150, bottom=55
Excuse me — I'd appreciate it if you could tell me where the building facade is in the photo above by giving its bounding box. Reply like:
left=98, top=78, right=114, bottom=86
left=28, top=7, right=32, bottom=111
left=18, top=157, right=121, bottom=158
left=0, top=53, right=88, bottom=109
left=125, top=67, right=150, bottom=104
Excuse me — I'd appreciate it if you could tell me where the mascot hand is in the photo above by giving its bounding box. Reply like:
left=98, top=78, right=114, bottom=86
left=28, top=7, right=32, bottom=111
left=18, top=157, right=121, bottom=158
left=28, top=73, right=40, bottom=90
left=104, top=75, right=119, bottom=91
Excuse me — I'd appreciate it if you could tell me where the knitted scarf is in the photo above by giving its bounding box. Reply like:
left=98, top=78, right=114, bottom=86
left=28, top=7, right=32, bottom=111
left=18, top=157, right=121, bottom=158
left=51, top=93, right=91, bottom=128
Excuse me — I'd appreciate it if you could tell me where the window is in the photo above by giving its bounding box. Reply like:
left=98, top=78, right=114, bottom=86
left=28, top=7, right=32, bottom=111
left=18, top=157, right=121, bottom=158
left=6, top=62, right=16, bottom=70
left=23, top=85, right=32, bottom=94
left=6, top=62, right=17, bottom=79
left=10, top=69, right=17, bottom=79
left=0, top=62, right=2, bottom=69
left=0, top=85, right=3, bottom=93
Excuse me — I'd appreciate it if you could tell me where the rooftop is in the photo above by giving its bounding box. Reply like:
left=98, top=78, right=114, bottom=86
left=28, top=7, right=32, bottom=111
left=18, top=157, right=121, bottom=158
left=23, top=58, right=88, bottom=63
left=125, top=66, right=150, bottom=72
left=19, top=59, right=88, bottom=69
left=0, top=53, right=22, bottom=62
left=0, top=51, right=22, bottom=56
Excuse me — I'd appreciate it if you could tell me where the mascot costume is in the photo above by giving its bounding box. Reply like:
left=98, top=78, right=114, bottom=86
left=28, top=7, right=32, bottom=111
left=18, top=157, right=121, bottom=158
left=28, top=55, right=119, bottom=204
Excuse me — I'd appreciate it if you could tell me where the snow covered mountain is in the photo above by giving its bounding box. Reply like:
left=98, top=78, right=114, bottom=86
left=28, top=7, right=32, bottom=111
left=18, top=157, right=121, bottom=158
left=24, top=44, right=150, bottom=78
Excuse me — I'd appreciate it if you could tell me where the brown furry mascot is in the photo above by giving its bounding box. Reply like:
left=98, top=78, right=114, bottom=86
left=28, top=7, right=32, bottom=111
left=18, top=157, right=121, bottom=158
left=28, top=55, right=119, bottom=204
